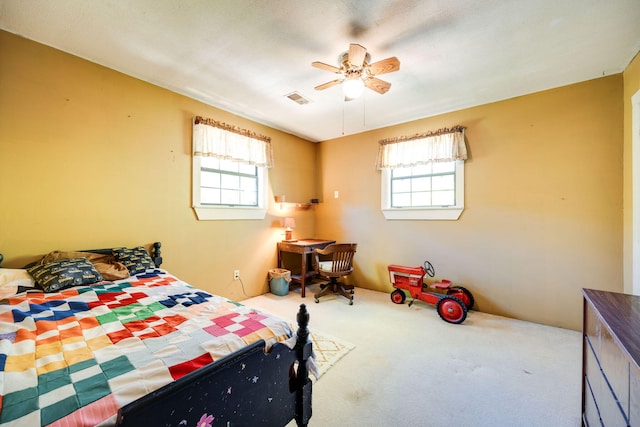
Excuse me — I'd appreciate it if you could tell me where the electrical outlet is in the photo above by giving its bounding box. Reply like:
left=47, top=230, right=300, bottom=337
left=233, top=270, right=240, bottom=280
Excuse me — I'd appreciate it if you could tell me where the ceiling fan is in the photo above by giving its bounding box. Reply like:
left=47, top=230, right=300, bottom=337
left=312, top=43, right=400, bottom=101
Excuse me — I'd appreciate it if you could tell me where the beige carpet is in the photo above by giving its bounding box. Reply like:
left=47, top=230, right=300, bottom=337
left=243, top=286, right=582, bottom=427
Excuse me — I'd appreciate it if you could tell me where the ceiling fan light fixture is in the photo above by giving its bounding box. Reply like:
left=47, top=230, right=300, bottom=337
left=312, top=43, right=400, bottom=100
left=343, top=77, right=364, bottom=99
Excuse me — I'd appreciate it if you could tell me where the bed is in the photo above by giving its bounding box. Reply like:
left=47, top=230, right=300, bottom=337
left=0, top=243, right=312, bottom=427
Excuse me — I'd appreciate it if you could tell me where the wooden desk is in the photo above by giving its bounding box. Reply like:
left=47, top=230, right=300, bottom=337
left=278, top=239, right=335, bottom=297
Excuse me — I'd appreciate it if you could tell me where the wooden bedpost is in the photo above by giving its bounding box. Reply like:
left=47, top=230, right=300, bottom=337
left=294, top=304, right=312, bottom=427
left=152, top=242, right=163, bottom=267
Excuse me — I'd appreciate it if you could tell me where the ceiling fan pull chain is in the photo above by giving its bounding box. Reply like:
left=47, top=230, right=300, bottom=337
left=363, top=93, right=366, bottom=127
left=342, top=102, right=345, bottom=136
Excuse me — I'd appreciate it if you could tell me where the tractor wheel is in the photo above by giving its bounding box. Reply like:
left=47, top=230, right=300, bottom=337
left=436, top=295, right=467, bottom=324
left=447, top=286, right=475, bottom=310
left=390, top=289, right=406, bottom=304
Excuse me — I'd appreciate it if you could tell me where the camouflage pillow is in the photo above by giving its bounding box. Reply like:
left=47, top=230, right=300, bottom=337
left=113, top=246, right=155, bottom=275
left=27, top=258, right=104, bottom=292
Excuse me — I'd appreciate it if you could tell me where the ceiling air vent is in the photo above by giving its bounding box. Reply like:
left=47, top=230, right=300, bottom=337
left=285, top=91, right=311, bottom=105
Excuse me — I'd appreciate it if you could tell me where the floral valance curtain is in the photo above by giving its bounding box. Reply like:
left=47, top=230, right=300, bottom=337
left=375, top=126, right=467, bottom=169
left=193, top=116, right=274, bottom=168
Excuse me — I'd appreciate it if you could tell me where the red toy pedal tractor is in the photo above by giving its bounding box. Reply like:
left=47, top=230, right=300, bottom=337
left=387, top=261, right=474, bottom=324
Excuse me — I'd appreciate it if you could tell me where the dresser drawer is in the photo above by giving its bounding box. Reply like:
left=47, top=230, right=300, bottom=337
left=598, top=321, right=630, bottom=418
left=584, top=336, right=600, bottom=385
left=585, top=300, right=631, bottom=420
left=584, top=303, right=599, bottom=350
left=584, top=341, right=603, bottom=426
left=589, top=368, right=629, bottom=427
left=631, top=363, right=640, bottom=427
left=583, top=375, right=603, bottom=426
left=586, top=335, right=628, bottom=426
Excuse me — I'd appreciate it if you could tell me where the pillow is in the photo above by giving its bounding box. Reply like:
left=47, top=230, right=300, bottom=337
left=0, top=268, right=35, bottom=287
left=0, top=268, right=36, bottom=299
left=27, top=258, right=104, bottom=293
left=113, top=246, right=155, bottom=276
left=41, top=250, right=130, bottom=281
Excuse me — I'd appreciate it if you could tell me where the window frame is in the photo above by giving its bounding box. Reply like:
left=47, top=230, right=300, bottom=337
left=380, top=160, right=465, bottom=220
left=192, top=155, right=268, bottom=220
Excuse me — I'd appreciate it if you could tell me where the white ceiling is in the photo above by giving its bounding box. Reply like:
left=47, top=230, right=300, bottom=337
left=2, top=0, right=640, bottom=142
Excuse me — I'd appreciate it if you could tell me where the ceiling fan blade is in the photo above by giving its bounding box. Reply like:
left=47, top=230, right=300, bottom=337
left=364, top=77, right=391, bottom=94
left=348, top=43, right=367, bottom=67
left=312, top=61, right=341, bottom=74
left=368, top=57, right=400, bottom=76
left=314, top=79, right=343, bottom=91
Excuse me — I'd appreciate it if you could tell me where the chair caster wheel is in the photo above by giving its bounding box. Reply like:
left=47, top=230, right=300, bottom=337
left=315, top=298, right=319, bottom=303
left=349, top=299, right=353, bottom=305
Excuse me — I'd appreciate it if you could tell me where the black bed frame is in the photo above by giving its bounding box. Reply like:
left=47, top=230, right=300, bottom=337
left=3, top=242, right=312, bottom=427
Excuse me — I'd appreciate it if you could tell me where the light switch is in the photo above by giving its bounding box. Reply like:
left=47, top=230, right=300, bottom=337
left=334, top=191, right=339, bottom=199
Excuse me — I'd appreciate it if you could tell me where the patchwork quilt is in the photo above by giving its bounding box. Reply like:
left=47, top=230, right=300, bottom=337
left=0, top=270, right=292, bottom=426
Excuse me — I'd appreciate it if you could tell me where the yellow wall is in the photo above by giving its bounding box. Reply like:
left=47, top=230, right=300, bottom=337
left=623, top=51, right=640, bottom=294
left=0, top=30, right=317, bottom=300
left=316, top=76, right=623, bottom=330
left=0, top=29, right=629, bottom=330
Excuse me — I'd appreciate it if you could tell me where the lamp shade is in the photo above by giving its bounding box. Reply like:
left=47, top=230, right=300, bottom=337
left=343, top=78, right=364, bottom=99
left=283, top=217, right=296, bottom=241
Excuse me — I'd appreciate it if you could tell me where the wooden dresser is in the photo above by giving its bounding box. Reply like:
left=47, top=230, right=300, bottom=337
left=582, top=289, right=640, bottom=426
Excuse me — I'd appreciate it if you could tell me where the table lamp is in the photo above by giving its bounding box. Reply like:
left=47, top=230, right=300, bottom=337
left=283, top=217, right=296, bottom=241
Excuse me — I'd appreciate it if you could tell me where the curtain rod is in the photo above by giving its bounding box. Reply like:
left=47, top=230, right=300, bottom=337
left=194, top=116, right=271, bottom=143
left=379, top=125, right=465, bottom=145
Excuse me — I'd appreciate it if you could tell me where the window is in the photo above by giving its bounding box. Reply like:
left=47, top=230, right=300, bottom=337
left=192, top=156, right=267, bottom=220
left=381, top=160, right=464, bottom=220
left=199, top=157, right=259, bottom=206
left=192, top=116, right=272, bottom=220
left=377, top=126, right=467, bottom=220
left=391, top=162, right=456, bottom=207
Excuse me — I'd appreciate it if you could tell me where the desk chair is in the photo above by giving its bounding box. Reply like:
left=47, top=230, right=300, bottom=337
left=312, top=243, right=357, bottom=305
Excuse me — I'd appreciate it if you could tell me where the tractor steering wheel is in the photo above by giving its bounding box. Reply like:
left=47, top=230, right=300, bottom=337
left=424, top=260, right=435, bottom=277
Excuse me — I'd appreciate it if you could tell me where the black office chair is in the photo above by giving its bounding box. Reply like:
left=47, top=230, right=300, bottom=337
left=312, top=243, right=357, bottom=305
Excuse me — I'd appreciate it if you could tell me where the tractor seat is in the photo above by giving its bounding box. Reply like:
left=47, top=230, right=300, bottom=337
left=430, top=280, right=451, bottom=289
